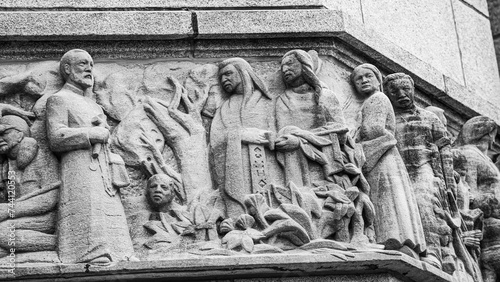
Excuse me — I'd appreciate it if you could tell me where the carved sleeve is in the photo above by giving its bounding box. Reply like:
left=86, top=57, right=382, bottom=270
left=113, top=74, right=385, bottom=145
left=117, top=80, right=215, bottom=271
left=358, top=92, right=392, bottom=141
left=46, top=95, right=92, bottom=153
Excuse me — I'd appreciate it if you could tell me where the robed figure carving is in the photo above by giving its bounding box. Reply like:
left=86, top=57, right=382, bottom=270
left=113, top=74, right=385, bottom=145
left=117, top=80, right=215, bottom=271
left=351, top=64, right=426, bottom=254
left=210, top=58, right=276, bottom=219
left=46, top=49, right=134, bottom=264
left=274, top=50, right=351, bottom=188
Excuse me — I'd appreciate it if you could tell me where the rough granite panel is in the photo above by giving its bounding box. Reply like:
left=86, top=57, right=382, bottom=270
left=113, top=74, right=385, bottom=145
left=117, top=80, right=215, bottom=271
left=444, top=75, right=500, bottom=125
left=0, top=11, right=193, bottom=40
left=452, top=0, right=500, bottom=106
left=234, top=274, right=402, bottom=282
left=195, top=10, right=344, bottom=39
left=322, top=0, right=364, bottom=23
left=0, top=0, right=328, bottom=9
left=361, top=0, right=464, bottom=85
left=339, top=12, right=447, bottom=94
left=461, top=0, right=490, bottom=16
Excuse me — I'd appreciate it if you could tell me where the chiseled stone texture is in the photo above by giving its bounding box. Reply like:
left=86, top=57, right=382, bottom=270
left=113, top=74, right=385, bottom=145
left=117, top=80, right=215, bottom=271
left=0, top=11, right=193, bottom=40
left=0, top=0, right=329, bottom=9
left=360, top=0, right=464, bottom=85
left=3, top=252, right=452, bottom=282
left=452, top=0, right=500, bottom=106
left=461, top=0, right=489, bottom=16
left=234, top=274, right=402, bottom=282
left=196, top=10, right=343, bottom=39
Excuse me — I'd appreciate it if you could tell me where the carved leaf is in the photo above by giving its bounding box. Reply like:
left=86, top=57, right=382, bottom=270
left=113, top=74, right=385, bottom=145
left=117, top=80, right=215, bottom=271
left=241, top=235, right=254, bottom=252
left=279, top=204, right=316, bottom=239
left=272, top=184, right=293, bottom=204
left=193, top=205, right=210, bottom=225
left=244, top=193, right=270, bottom=228
left=222, top=230, right=243, bottom=250
left=299, top=239, right=349, bottom=251
left=219, top=218, right=235, bottom=235
left=235, top=214, right=255, bottom=230
left=262, top=218, right=310, bottom=246
left=245, top=228, right=265, bottom=241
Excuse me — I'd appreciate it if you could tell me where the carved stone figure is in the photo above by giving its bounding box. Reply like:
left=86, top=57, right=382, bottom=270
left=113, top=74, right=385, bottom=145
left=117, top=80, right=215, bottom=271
left=274, top=50, right=350, bottom=188
left=454, top=116, right=500, bottom=282
left=210, top=58, right=275, bottom=219
left=384, top=73, right=459, bottom=270
left=274, top=50, right=374, bottom=244
left=46, top=49, right=134, bottom=264
left=0, top=115, right=60, bottom=260
left=143, top=174, right=190, bottom=249
left=351, top=64, right=426, bottom=254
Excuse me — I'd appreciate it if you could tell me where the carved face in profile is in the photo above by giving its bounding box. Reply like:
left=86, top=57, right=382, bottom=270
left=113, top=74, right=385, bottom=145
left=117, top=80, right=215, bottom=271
left=352, top=67, right=380, bottom=96
left=219, top=64, right=242, bottom=94
left=0, top=127, right=23, bottom=155
left=65, top=51, right=94, bottom=89
left=385, top=78, right=415, bottom=110
left=281, top=54, right=303, bottom=85
left=147, top=174, right=175, bottom=210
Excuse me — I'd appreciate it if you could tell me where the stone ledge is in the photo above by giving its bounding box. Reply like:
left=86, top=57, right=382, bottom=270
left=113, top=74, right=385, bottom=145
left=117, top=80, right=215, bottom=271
left=0, top=11, right=194, bottom=40
left=0, top=0, right=328, bottom=10
left=1, top=251, right=452, bottom=282
left=195, top=10, right=344, bottom=39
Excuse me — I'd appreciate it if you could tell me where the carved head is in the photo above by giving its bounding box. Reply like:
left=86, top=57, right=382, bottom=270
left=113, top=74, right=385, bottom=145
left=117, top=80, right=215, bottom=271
left=455, top=116, right=497, bottom=150
left=147, top=174, right=177, bottom=212
left=59, top=49, right=94, bottom=90
left=0, top=115, right=29, bottom=156
left=383, top=73, right=415, bottom=110
left=350, top=64, right=383, bottom=96
left=281, top=50, right=322, bottom=95
left=218, top=58, right=269, bottom=99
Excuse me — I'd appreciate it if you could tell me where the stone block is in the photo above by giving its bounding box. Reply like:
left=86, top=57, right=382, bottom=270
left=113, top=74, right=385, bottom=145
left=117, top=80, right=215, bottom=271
left=360, top=0, right=464, bottom=85
left=461, top=0, right=489, bottom=16
left=452, top=0, right=500, bottom=106
left=4, top=252, right=453, bottom=282
left=195, top=10, right=344, bottom=39
left=0, top=11, right=193, bottom=40
left=0, top=0, right=329, bottom=9
left=443, top=75, right=500, bottom=125
left=338, top=12, right=447, bottom=95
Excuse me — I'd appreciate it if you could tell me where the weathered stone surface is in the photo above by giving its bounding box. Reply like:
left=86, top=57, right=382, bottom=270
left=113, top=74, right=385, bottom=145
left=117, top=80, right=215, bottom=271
left=461, top=0, right=490, bottom=16
left=2, top=252, right=452, bottom=282
left=443, top=75, right=500, bottom=125
left=196, top=10, right=344, bottom=39
left=452, top=0, right=500, bottom=106
left=360, top=0, right=464, bottom=84
left=0, top=0, right=329, bottom=9
left=0, top=11, right=193, bottom=40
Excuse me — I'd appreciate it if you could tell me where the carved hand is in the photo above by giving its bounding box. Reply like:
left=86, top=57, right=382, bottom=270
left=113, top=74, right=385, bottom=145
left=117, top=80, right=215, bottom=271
left=240, top=127, right=270, bottom=145
left=88, top=126, right=110, bottom=144
left=275, top=134, right=300, bottom=151
left=462, top=230, right=482, bottom=249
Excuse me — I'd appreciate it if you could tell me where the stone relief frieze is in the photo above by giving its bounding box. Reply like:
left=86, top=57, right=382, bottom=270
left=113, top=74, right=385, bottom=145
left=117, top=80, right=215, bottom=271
left=0, top=49, right=498, bottom=282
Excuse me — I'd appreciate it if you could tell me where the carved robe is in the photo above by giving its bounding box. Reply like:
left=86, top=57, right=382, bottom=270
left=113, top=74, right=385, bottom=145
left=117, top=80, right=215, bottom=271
left=394, top=106, right=453, bottom=260
left=46, top=84, right=133, bottom=263
left=210, top=90, right=275, bottom=219
left=354, top=91, right=426, bottom=253
left=275, top=88, right=347, bottom=188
